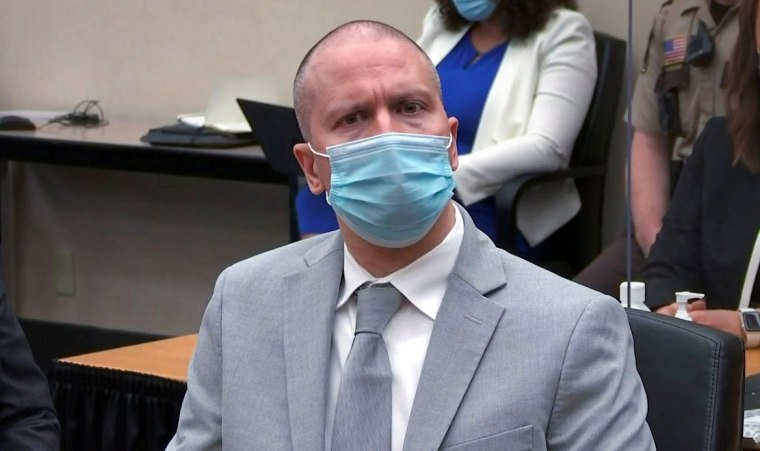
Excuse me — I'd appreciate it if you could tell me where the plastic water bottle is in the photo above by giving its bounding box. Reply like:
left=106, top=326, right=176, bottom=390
left=619, top=281, right=649, bottom=311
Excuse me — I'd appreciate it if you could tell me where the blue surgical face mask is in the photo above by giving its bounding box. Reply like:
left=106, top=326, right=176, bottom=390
left=452, top=0, right=497, bottom=22
left=309, top=132, right=455, bottom=248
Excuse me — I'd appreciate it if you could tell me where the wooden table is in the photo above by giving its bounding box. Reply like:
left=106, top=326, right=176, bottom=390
left=748, top=348, right=760, bottom=377
left=49, top=335, right=760, bottom=450
left=56, top=334, right=760, bottom=381
left=58, top=334, right=197, bottom=382
left=49, top=334, right=198, bottom=451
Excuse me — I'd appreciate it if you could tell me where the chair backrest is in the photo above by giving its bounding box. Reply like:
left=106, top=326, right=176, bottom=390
left=626, top=309, right=744, bottom=450
left=543, top=32, right=626, bottom=274
left=571, top=31, right=626, bottom=167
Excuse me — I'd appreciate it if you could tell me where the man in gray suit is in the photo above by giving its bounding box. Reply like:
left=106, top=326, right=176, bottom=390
left=168, top=20, right=654, bottom=450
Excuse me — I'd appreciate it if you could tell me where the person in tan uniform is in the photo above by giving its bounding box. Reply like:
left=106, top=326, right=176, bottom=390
left=575, top=0, right=738, bottom=298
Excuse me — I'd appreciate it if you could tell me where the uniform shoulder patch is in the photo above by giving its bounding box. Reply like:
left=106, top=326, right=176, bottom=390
left=663, top=36, right=687, bottom=67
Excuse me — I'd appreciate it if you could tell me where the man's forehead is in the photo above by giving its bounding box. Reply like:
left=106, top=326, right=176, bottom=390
left=304, top=36, right=431, bottom=91
left=292, top=22, right=442, bottom=138
left=310, top=36, right=414, bottom=73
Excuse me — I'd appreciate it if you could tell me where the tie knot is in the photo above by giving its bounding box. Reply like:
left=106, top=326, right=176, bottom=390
left=355, top=283, right=404, bottom=335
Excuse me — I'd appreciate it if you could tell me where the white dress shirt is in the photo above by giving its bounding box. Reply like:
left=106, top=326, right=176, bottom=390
left=325, top=205, right=464, bottom=451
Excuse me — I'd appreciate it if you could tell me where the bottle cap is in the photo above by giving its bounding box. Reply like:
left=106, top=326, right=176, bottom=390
left=619, top=281, right=649, bottom=310
left=675, top=291, right=704, bottom=304
left=674, top=291, right=703, bottom=321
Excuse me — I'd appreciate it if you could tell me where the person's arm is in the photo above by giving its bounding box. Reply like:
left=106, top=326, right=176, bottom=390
left=642, top=121, right=712, bottom=311
left=630, top=129, right=672, bottom=256
left=546, top=297, right=654, bottom=450
left=453, top=11, right=597, bottom=204
left=0, top=285, right=59, bottom=451
left=683, top=300, right=745, bottom=339
left=628, top=7, right=677, bottom=257
left=166, top=272, right=226, bottom=450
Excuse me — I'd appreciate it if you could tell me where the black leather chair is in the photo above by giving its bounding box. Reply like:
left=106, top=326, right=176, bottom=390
left=494, top=31, right=626, bottom=277
left=626, top=309, right=744, bottom=450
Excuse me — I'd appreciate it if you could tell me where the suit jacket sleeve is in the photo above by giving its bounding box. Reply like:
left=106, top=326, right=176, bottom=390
left=453, top=11, right=596, bottom=204
left=0, top=285, right=59, bottom=450
left=546, top=296, right=654, bottom=450
left=642, top=119, right=711, bottom=310
left=166, top=271, right=226, bottom=450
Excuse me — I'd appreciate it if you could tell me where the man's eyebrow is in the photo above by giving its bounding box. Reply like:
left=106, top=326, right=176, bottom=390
left=321, top=101, right=368, bottom=124
left=388, top=87, right=437, bottom=103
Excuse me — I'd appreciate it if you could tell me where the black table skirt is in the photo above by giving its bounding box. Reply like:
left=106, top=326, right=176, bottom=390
left=49, top=361, right=186, bottom=451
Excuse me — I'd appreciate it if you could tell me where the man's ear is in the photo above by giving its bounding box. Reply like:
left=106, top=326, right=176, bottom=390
left=293, top=142, right=326, bottom=194
left=447, top=116, right=459, bottom=171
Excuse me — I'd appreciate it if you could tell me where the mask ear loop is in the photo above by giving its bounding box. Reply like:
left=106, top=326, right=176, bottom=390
left=308, top=142, right=330, bottom=158
left=306, top=141, right=332, bottom=204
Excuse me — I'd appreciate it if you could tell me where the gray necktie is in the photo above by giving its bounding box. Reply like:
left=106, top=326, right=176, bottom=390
left=331, top=283, right=404, bottom=451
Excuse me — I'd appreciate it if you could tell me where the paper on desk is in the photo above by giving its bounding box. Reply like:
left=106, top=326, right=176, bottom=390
left=177, top=113, right=205, bottom=128
left=745, top=409, right=760, bottom=445
left=176, top=113, right=251, bottom=133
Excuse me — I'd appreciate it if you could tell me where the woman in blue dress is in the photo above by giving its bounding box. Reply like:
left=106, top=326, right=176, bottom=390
left=297, top=0, right=596, bottom=259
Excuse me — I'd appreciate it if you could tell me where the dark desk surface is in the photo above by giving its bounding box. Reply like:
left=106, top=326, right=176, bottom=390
left=0, top=120, right=287, bottom=184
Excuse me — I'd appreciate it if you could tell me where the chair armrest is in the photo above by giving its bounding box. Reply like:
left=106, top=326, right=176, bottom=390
left=494, top=164, right=606, bottom=251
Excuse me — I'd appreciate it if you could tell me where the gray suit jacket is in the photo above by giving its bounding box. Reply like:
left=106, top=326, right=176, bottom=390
left=168, top=206, right=654, bottom=450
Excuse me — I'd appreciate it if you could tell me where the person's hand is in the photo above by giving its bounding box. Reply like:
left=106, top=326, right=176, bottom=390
left=655, top=303, right=677, bottom=316
left=689, top=309, right=746, bottom=341
left=686, top=299, right=707, bottom=312
left=655, top=299, right=708, bottom=316
left=657, top=299, right=745, bottom=340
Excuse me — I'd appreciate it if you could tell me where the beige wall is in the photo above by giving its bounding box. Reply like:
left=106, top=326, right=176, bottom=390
left=0, top=1, right=663, bottom=121
left=0, top=0, right=431, bottom=123
left=0, top=1, right=665, bottom=335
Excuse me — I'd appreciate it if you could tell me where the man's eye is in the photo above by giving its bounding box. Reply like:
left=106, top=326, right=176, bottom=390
left=340, top=113, right=362, bottom=126
left=400, top=102, right=424, bottom=115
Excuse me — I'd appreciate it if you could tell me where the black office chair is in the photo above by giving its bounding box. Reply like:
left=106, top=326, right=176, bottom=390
left=494, top=31, right=626, bottom=277
left=626, top=309, right=744, bottom=450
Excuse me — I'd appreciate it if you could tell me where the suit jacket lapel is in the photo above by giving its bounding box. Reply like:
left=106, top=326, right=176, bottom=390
left=403, top=205, right=507, bottom=451
left=283, top=233, right=344, bottom=451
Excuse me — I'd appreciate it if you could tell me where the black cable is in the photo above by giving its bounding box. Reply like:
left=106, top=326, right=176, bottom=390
left=39, top=100, right=109, bottom=129
left=625, top=0, right=634, bottom=308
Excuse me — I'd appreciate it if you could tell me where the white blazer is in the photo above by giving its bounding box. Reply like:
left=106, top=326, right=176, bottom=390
left=418, top=7, right=597, bottom=246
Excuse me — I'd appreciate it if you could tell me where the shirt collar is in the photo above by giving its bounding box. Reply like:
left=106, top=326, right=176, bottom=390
left=337, top=204, right=464, bottom=320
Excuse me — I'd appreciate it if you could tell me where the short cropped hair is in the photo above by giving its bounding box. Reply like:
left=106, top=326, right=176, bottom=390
left=434, top=0, right=577, bottom=39
left=293, top=20, right=442, bottom=140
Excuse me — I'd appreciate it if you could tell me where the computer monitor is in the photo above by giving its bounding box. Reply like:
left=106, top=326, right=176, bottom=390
left=236, top=98, right=304, bottom=176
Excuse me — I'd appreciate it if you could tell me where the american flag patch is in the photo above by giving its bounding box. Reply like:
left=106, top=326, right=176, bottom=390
left=663, top=37, right=687, bottom=66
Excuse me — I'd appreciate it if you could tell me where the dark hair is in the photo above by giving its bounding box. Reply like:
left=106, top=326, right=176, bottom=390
left=434, top=0, right=578, bottom=39
left=726, top=0, right=760, bottom=173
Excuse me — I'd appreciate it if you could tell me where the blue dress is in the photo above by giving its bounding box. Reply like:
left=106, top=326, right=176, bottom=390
left=296, top=32, right=537, bottom=256
left=437, top=31, right=506, bottom=242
